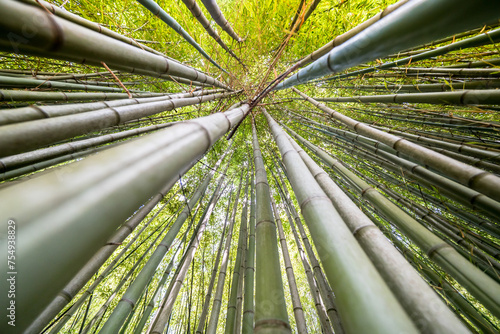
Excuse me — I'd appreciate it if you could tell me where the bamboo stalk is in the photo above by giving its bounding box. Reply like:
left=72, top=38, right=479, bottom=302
left=294, top=88, right=500, bottom=205
left=0, top=104, right=248, bottom=332
left=287, top=127, right=500, bottom=318
left=148, top=174, right=227, bottom=334
left=252, top=119, right=291, bottom=334
left=180, top=0, right=245, bottom=67
left=263, top=110, right=418, bottom=333
left=294, top=0, right=410, bottom=68
left=0, top=90, right=165, bottom=102
left=0, top=0, right=228, bottom=87
left=304, top=89, right=500, bottom=105
left=270, top=154, right=343, bottom=334
left=272, top=179, right=333, bottom=334
left=276, top=1, right=500, bottom=90
left=195, top=186, right=235, bottom=334
left=137, top=0, right=227, bottom=73
left=0, top=88, right=225, bottom=125
left=225, top=172, right=249, bottom=333
left=200, top=0, right=242, bottom=42
left=270, top=197, right=309, bottom=334
left=206, top=172, right=244, bottom=334
left=0, top=91, right=237, bottom=157
left=241, top=168, right=256, bottom=334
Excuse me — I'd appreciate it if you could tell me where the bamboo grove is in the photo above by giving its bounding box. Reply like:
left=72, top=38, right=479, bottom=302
left=0, top=0, right=500, bottom=333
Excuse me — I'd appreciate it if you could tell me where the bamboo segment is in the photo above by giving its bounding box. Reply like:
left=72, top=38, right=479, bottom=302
left=308, top=89, right=500, bottom=105
left=132, top=242, right=182, bottom=334
left=0, top=75, right=130, bottom=92
left=294, top=89, right=500, bottom=206
left=200, top=0, right=242, bottom=42
left=286, top=127, right=500, bottom=319
left=0, top=91, right=237, bottom=157
left=252, top=120, right=291, bottom=334
left=263, top=110, right=419, bottom=334
left=0, top=123, right=175, bottom=173
left=0, top=88, right=225, bottom=125
left=276, top=1, right=500, bottom=90
left=0, top=0, right=228, bottom=87
left=137, top=0, right=227, bottom=73
left=271, top=197, right=309, bottom=334
left=0, top=104, right=248, bottom=333
left=282, top=126, right=469, bottom=333
left=0, top=90, right=165, bottom=102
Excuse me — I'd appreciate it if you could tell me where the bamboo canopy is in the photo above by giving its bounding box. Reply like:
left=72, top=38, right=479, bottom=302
left=0, top=0, right=500, bottom=333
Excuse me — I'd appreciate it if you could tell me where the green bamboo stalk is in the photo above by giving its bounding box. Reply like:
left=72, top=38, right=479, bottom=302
left=25, top=183, right=183, bottom=334
left=180, top=0, right=245, bottom=67
left=333, top=80, right=500, bottom=93
left=225, top=173, right=249, bottom=333
left=294, top=0, right=409, bottom=68
left=447, top=57, right=500, bottom=68
left=252, top=119, right=291, bottom=334
left=206, top=172, right=244, bottom=334
left=19, top=0, right=178, bottom=62
left=200, top=0, right=242, bottom=42
left=367, top=211, right=499, bottom=334
left=287, top=127, right=500, bottom=318
left=98, top=148, right=231, bottom=333
left=328, top=28, right=500, bottom=81
left=389, top=66, right=500, bottom=76
left=148, top=174, right=227, bottom=334
left=241, top=168, right=256, bottom=334
left=0, top=89, right=224, bottom=126
left=80, top=212, right=175, bottom=334
left=50, top=205, right=178, bottom=333
left=270, top=154, right=343, bottom=334
left=270, top=197, right=308, bottom=334
left=0, top=91, right=237, bottom=157
left=0, top=103, right=248, bottom=333
left=0, top=123, right=175, bottom=173
left=283, top=126, right=472, bottom=333
left=0, top=0, right=228, bottom=87
left=263, top=109, right=419, bottom=333
left=294, top=88, right=500, bottom=205
left=276, top=1, right=500, bottom=89
left=195, top=187, right=235, bottom=334
left=137, top=0, right=227, bottom=73
left=0, top=75, right=134, bottom=93
left=0, top=89, right=165, bottom=102
left=272, top=179, right=333, bottom=334
left=308, top=89, right=500, bottom=105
